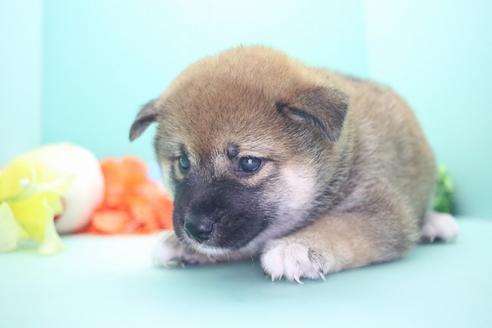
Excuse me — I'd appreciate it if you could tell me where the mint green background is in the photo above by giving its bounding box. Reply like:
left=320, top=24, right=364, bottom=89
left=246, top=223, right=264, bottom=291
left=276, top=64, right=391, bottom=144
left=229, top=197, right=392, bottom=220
left=1, top=1, right=491, bottom=216
left=0, top=0, right=42, bottom=166
left=364, top=0, right=492, bottom=220
left=1, top=218, right=491, bottom=328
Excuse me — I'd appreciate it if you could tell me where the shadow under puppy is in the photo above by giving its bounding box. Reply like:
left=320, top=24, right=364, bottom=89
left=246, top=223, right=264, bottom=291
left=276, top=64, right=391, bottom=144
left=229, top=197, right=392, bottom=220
left=130, top=46, right=458, bottom=282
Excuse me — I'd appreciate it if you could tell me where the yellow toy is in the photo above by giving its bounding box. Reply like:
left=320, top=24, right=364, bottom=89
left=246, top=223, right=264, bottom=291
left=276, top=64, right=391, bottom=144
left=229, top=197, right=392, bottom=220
left=0, top=154, right=72, bottom=254
left=0, top=143, right=104, bottom=254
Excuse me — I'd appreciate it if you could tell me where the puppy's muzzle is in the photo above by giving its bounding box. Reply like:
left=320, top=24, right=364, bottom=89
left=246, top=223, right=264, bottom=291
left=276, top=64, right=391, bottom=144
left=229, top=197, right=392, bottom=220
left=184, top=215, right=216, bottom=243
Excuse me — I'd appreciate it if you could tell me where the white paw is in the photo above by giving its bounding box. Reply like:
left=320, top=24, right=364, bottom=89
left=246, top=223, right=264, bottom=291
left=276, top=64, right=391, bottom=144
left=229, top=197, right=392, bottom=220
left=420, top=212, right=459, bottom=242
left=151, top=231, right=184, bottom=267
left=260, top=240, right=333, bottom=283
left=151, top=231, right=214, bottom=267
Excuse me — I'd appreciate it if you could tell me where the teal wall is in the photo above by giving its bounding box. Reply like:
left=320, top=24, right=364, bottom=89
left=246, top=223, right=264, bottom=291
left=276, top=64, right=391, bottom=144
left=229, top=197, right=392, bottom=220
left=1, top=0, right=491, bottom=216
left=364, top=0, right=492, bottom=217
left=0, top=0, right=42, bottom=166
left=41, top=0, right=368, bottom=161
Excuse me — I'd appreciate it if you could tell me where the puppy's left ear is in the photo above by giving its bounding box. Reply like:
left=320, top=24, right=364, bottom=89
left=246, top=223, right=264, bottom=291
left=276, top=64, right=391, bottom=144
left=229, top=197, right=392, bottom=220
left=129, top=99, right=159, bottom=141
left=277, top=87, right=348, bottom=142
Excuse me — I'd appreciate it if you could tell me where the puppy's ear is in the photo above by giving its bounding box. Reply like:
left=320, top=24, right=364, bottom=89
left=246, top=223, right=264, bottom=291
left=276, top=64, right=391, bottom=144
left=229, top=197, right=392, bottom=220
left=276, top=87, right=348, bottom=142
left=129, top=99, right=159, bottom=141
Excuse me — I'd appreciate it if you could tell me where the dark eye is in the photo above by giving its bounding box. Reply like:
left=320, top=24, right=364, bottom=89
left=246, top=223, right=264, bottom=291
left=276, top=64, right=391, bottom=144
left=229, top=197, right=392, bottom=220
left=238, top=156, right=262, bottom=173
left=178, top=154, right=190, bottom=173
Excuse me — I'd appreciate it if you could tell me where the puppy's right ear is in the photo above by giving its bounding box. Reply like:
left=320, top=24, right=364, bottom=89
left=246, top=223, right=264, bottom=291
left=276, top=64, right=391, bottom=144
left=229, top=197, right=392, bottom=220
left=129, top=99, right=159, bottom=141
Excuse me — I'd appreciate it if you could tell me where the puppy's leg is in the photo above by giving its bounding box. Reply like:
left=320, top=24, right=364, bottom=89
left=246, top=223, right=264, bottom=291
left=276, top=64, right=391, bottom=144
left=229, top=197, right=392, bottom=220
left=152, top=231, right=216, bottom=267
left=420, top=212, right=459, bottom=243
left=261, top=193, right=418, bottom=282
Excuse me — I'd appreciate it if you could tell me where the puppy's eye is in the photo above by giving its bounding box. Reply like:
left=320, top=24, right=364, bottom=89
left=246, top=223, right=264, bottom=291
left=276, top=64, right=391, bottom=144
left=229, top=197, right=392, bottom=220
left=178, top=154, right=190, bottom=173
left=238, top=156, right=262, bottom=173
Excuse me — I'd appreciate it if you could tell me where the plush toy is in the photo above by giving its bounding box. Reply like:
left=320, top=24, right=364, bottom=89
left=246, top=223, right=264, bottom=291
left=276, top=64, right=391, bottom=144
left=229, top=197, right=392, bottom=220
left=29, top=144, right=105, bottom=233
left=0, top=144, right=104, bottom=254
left=0, top=154, right=71, bottom=254
left=433, top=166, right=456, bottom=214
left=85, top=156, right=173, bottom=234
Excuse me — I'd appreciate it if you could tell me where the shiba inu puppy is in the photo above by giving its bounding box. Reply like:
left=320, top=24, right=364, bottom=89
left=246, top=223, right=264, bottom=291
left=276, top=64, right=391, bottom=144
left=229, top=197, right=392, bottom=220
left=130, top=46, right=458, bottom=282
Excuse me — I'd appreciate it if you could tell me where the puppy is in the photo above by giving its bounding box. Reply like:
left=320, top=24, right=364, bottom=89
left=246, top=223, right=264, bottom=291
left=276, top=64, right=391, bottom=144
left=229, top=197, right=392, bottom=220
left=130, top=46, right=458, bottom=282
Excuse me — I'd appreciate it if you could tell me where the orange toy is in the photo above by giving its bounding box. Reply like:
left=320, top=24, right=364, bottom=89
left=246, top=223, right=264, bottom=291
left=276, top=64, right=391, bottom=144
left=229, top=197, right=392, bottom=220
left=85, top=157, right=173, bottom=234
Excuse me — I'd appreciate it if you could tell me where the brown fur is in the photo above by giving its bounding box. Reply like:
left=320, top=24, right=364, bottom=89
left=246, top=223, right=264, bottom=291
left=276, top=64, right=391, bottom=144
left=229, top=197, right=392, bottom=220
left=132, top=46, right=436, bottom=280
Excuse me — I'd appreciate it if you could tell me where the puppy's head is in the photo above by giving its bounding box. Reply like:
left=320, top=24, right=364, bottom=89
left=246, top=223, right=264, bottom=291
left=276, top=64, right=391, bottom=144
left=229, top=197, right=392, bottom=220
left=130, top=47, right=348, bottom=255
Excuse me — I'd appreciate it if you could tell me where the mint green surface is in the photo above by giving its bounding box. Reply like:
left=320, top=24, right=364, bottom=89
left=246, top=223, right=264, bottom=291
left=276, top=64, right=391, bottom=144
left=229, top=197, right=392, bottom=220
left=1, top=218, right=491, bottom=328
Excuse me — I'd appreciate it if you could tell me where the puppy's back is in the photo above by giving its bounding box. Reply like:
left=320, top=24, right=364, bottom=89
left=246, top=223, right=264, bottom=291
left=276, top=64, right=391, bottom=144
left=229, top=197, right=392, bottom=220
left=327, top=71, right=436, bottom=222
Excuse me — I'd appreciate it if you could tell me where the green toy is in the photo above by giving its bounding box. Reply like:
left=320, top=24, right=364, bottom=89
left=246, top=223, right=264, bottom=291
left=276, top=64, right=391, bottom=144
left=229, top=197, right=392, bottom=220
left=433, top=166, right=456, bottom=214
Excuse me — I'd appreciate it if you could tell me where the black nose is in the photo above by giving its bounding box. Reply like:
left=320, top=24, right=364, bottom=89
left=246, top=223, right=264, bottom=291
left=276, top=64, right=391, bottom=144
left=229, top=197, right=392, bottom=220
left=184, top=217, right=214, bottom=242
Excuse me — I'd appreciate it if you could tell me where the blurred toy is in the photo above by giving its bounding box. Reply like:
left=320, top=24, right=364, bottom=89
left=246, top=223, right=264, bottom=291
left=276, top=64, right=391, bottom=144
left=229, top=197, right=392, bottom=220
left=86, top=156, right=173, bottom=234
left=433, top=166, right=456, bottom=214
left=30, top=144, right=104, bottom=233
left=0, top=143, right=104, bottom=254
left=0, top=154, right=71, bottom=254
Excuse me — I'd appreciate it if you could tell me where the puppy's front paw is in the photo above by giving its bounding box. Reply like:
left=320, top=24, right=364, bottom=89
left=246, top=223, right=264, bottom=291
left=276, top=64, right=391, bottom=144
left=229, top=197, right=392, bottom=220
left=260, top=240, right=334, bottom=283
left=152, top=231, right=212, bottom=267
